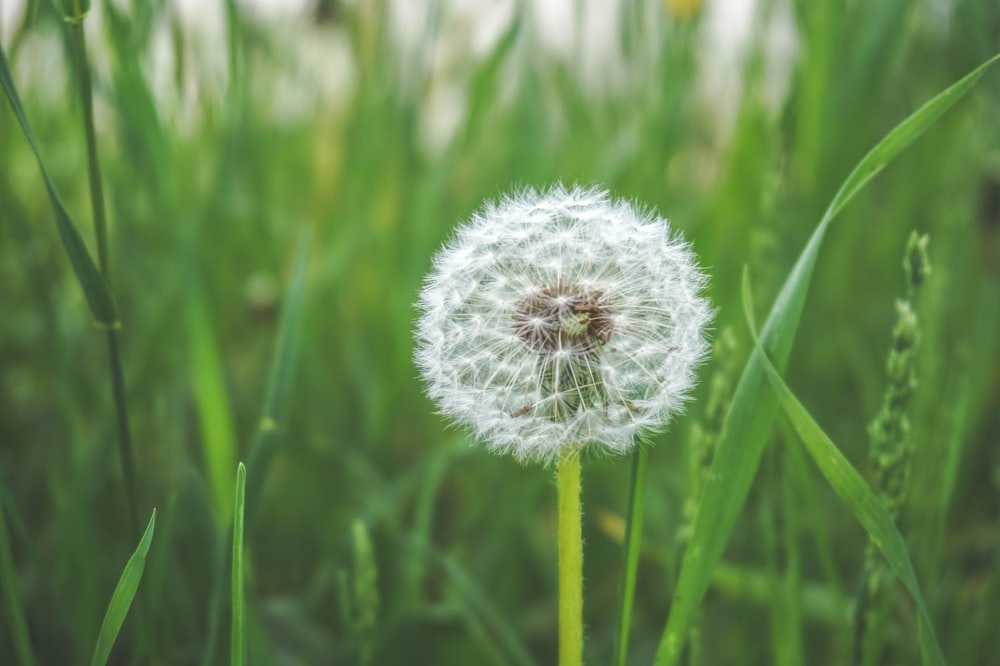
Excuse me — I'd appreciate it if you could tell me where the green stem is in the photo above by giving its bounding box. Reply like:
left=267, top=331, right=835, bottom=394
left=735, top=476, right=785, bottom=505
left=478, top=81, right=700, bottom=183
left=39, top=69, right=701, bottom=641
left=107, top=329, right=140, bottom=537
left=613, top=446, right=648, bottom=666
left=70, top=21, right=140, bottom=539
left=71, top=23, right=109, bottom=278
left=558, top=451, right=583, bottom=666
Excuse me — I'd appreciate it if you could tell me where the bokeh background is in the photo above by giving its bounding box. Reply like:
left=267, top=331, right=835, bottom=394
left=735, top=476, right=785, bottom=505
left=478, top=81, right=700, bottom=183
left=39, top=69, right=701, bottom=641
left=1, top=0, right=999, bottom=664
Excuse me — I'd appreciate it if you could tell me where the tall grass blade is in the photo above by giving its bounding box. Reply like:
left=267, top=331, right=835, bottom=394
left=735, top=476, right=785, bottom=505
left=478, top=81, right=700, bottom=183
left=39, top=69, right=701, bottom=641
left=189, top=293, right=238, bottom=523
left=90, top=510, right=156, bottom=666
left=741, top=269, right=945, bottom=666
left=231, top=463, right=247, bottom=666
left=612, top=447, right=649, bottom=666
left=0, top=44, right=118, bottom=326
left=244, top=234, right=310, bottom=524
left=0, top=496, right=38, bottom=666
left=653, top=53, right=999, bottom=666
left=203, top=238, right=310, bottom=664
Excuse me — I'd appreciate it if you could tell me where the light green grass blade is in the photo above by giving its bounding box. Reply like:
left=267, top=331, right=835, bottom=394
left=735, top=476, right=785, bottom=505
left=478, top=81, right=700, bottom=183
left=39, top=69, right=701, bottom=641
left=245, top=234, right=310, bottom=524
left=231, top=462, right=247, bottom=666
left=653, top=53, right=999, bottom=666
left=0, top=495, right=38, bottom=666
left=825, top=55, right=1000, bottom=226
left=741, top=269, right=945, bottom=666
left=0, top=44, right=118, bottom=326
left=613, top=446, right=649, bottom=666
left=189, top=292, right=238, bottom=523
left=90, top=510, right=156, bottom=666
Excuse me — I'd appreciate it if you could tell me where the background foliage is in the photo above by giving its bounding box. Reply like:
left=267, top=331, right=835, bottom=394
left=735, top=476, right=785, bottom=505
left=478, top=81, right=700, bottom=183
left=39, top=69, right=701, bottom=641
left=1, top=0, right=998, bottom=664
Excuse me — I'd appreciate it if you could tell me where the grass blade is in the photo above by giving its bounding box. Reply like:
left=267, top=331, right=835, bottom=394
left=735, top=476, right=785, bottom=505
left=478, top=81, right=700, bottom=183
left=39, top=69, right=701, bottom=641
left=90, top=510, right=156, bottom=666
left=189, top=292, right=238, bottom=523
left=244, top=234, right=311, bottom=524
left=825, top=53, right=1000, bottom=225
left=653, top=53, right=999, bottom=666
left=231, top=463, right=247, bottom=666
left=613, top=446, right=649, bottom=666
left=741, top=269, right=945, bottom=665
left=0, top=495, right=38, bottom=666
left=203, top=238, right=310, bottom=664
left=0, top=44, right=118, bottom=326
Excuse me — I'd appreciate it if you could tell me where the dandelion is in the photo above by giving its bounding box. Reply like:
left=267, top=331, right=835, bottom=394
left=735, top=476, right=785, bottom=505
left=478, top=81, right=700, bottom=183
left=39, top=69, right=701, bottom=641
left=415, top=184, right=711, bottom=464
left=415, top=184, right=710, bottom=666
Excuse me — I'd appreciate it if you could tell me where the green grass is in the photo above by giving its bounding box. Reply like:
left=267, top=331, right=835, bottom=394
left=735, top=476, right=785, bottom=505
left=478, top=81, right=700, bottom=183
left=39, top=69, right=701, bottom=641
left=1, top=1, right=999, bottom=664
left=90, top=510, right=156, bottom=666
left=231, top=463, right=246, bottom=666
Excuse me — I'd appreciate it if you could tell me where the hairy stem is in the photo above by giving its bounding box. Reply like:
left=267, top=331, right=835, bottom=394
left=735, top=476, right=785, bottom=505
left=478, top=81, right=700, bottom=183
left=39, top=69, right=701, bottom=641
left=558, top=450, right=583, bottom=666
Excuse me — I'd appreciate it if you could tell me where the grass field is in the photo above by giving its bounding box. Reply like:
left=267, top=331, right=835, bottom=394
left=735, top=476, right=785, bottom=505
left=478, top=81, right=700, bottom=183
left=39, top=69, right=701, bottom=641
left=1, top=0, right=999, bottom=664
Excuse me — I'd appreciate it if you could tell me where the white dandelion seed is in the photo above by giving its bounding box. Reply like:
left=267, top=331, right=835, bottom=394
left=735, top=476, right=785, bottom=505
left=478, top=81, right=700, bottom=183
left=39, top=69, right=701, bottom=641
left=415, top=184, right=712, bottom=464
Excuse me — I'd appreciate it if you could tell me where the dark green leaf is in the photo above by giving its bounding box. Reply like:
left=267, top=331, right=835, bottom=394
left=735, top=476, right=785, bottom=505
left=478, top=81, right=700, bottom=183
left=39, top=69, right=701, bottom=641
left=0, top=44, right=118, bottom=326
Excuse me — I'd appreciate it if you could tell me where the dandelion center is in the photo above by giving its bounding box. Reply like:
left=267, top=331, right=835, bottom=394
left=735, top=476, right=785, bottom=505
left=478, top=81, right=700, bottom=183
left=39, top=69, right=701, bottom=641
left=512, top=284, right=614, bottom=356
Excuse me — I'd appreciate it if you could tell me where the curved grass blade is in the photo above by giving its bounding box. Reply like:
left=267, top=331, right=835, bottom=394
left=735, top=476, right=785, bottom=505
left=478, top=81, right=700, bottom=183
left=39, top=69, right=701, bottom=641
left=90, top=510, right=156, bottom=666
left=825, top=54, right=1000, bottom=225
left=613, top=447, right=649, bottom=666
left=653, top=53, right=999, bottom=666
left=231, top=463, right=247, bottom=666
left=741, top=269, right=945, bottom=666
left=0, top=44, right=118, bottom=326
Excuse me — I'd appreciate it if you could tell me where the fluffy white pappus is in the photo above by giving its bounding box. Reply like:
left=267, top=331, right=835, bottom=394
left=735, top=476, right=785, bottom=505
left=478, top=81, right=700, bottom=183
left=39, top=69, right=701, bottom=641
left=415, top=184, right=712, bottom=464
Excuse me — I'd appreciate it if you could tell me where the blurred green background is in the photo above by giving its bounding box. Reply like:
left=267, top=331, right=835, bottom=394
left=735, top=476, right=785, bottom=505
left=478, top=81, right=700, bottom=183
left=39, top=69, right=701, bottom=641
left=1, top=0, right=999, bottom=663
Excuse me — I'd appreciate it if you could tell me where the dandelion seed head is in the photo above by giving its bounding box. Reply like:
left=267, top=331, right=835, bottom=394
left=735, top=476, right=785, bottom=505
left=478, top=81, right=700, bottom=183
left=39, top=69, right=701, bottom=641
left=415, top=184, right=712, bottom=464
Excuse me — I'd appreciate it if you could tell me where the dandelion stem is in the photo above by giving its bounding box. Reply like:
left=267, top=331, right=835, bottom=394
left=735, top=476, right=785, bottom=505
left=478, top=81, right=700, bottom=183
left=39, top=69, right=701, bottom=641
left=558, top=450, right=583, bottom=666
left=70, top=20, right=140, bottom=540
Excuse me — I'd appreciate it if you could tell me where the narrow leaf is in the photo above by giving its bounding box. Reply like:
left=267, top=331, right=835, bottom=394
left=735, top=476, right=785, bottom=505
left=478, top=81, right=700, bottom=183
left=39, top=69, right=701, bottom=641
left=741, top=268, right=945, bottom=666
left=654, top=53, right=998, bottom=666
left=0, top=44, right=118, bottom=326
left=90, top=510, right=156, bottom=666
left=826, top=53, right=1000, bottom=224
left=231, top=463, right=247, bottom=666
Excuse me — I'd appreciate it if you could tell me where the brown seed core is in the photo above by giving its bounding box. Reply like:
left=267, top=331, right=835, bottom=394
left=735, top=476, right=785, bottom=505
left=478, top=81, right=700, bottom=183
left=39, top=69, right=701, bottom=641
left=512, top=284, right=613, bottom=355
